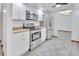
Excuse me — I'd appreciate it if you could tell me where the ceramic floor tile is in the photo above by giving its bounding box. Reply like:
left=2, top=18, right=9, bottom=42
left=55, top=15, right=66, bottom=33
left=24, top=31, right=79, bottom=56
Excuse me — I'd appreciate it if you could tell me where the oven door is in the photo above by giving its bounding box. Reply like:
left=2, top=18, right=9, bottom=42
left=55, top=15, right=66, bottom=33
left=32, top=31, right=41, bottom=42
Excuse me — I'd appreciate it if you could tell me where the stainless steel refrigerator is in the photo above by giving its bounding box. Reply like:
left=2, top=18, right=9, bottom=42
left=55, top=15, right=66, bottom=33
left=42, top=13, right=54, bottom=40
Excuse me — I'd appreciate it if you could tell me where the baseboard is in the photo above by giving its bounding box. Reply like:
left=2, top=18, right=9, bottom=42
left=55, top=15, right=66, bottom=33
left=71, top=40, right=79, bottom=43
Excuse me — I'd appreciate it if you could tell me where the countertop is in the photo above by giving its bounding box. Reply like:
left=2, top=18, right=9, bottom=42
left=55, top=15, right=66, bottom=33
left=12, top=27, right=46, bottom=33
left=13, top=27, right=29, bottom=33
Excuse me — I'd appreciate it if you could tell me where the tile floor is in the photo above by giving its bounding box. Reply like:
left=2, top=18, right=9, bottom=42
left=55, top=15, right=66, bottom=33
left=24, top=31, right=79, bottom=56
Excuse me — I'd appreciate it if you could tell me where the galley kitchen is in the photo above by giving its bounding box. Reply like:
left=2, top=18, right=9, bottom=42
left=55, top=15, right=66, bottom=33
left=0, top=3, right=79, bottom=56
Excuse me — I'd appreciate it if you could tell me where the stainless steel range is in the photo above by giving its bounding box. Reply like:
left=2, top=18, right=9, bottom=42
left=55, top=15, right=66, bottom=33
left=23, top=23, right=42, bottom=50
left=29, top=29, right=42, bottom=50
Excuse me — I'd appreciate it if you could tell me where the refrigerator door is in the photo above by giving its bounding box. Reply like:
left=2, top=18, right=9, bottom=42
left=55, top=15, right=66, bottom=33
left=43, top=14, right=54, bottom=39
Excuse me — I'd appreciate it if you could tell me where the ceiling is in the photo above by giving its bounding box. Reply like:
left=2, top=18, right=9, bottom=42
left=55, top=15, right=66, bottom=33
left=24, top=3, right=77, bottom=13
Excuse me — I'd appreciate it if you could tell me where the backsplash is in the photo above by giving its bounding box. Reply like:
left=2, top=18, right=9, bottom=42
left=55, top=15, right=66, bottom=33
left=12, top=21, right=24, bottom=28
left=12, top=20, right=40, bottom=28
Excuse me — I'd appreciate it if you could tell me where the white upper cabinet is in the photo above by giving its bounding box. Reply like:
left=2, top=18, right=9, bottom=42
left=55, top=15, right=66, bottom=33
left=12, top=4, right=26, bottom=20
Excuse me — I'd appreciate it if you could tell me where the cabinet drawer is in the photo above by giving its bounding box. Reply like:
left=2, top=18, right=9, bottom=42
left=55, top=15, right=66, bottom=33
left=13, top=32, right=26, bottom=39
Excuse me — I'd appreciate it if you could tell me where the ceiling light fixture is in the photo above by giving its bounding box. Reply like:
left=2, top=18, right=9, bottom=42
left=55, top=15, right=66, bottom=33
left=17, top=3, right=23, bottom=6
left=59, top=10, right=72, bottom=13
left=52, top=3, right=68, bottom=8
left=57, top=10, right=72, bottom=15
left=56, top=4, right=61, bottom=8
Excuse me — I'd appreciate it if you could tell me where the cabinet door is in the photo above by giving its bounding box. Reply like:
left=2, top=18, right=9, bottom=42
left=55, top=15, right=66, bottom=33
left=23, top=32, right=29, bottom=51
left=12, top=32, right=29, bottom=56
left=19, top=5, right=26, bottom=20
left=12, top=4, right=20, bottom=19
left=12, top=4, right=26, bottom=20
left=41, top=28, right=46, bottom=42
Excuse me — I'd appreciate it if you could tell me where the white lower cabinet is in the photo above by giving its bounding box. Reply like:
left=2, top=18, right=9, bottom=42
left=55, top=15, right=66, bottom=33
left=41, top=28, right=46, bottom=42
left=12, top=32, right=29, bottom=56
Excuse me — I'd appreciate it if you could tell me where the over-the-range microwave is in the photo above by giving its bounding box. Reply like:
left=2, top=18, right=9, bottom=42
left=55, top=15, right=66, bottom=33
left=26, top=10, right=38, bottom=20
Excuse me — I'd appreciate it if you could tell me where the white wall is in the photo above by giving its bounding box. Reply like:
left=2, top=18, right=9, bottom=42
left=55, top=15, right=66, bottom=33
left=53, top=4, right=79, bottom=40
left=55, top=13, right=72, bottom=31
left=72, top=9, right=79, bottom=41
left=53, top=12, right=72, bottom=36
left=3, top=3, right=12, bottom=56
left=0, top=4, right=3, bottom=41
left=44, top=12, right=72, bottom=36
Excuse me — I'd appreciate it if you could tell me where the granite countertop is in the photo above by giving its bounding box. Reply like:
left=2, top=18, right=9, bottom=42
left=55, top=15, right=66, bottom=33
left=13, top=27, right=29, bottom=33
